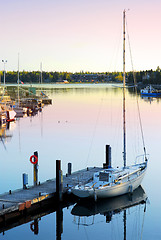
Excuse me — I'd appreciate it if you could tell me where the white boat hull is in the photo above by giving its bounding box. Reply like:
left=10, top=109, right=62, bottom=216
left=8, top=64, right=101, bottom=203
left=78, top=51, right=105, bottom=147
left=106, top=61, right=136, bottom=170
left=72, top=165, right=147, bottom=199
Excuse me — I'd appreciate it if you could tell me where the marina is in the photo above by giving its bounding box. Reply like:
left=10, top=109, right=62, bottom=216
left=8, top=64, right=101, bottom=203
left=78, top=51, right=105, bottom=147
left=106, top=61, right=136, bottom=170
left=0, top=83, right=160, bottom=239
left=1, top=0, right=161, bottom=238
left=0, top=85, right=52, bottom=125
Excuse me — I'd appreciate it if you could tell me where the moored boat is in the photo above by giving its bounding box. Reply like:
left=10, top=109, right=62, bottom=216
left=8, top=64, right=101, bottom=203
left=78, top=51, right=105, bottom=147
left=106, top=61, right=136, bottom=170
left=71, top=10, right=148, bottom=200
left=140, top=85, right=161, bottom=97
left=72, top=161, right=147, bottom=199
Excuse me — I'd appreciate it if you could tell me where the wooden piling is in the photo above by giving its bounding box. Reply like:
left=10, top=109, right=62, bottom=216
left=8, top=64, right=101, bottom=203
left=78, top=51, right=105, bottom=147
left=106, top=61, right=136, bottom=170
left=56, top=160, right=63, bottom=202
left=22, top=173, right=28, bottom=189
left=103, top=145, right=111, bottom=169
left=34, top=151, right=38, bottom=186
left=68, top=163, right=72, bottom=175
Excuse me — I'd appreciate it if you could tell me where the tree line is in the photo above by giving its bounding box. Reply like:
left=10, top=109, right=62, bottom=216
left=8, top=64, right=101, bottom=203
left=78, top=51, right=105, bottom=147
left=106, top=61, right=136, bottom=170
left=1, top=67, right=161, bottom=84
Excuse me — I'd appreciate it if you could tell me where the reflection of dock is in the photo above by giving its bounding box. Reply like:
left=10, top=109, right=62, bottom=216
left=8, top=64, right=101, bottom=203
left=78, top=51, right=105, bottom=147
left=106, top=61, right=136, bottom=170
left=0, top=192, right=73, bottom=237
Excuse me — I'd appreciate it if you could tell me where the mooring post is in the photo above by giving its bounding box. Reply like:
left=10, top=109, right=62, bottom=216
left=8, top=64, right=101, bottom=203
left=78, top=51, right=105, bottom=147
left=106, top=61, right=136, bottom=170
left=67, top=162, right=72, bottom=175
left=34, top=151, right=38, bottom=186
left=103, top=145, right=111, bottom=169
left=22, top=173, right=28, bottom=189
left=56, top=160, right=63, bottom=202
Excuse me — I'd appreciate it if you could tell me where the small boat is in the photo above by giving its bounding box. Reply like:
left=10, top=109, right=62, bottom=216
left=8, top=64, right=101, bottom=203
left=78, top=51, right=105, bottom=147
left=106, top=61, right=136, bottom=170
left=13, top=105, right=27, bottom=118
left=0, top=112, right=6, bottom=125
left=0, top=103, right=16, bottom=123
left=20, top=98, right=42, bottom=111
left=71, top=10, right=148, bottom=200
left=140, top=85, right=161, bottom=97
left=6, top=109, right=16, bottom=122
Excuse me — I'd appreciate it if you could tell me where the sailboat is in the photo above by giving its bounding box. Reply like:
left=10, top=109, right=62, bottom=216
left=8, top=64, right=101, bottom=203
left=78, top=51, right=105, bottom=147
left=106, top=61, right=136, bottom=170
left=71, top=10, right=148, bottom=199
left=13, top=53, right=27, bottom=117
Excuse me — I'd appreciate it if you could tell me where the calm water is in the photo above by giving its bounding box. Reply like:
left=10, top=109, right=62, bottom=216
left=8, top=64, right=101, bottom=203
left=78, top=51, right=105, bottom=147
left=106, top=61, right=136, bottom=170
left=1, top=83, right=161, bottom=239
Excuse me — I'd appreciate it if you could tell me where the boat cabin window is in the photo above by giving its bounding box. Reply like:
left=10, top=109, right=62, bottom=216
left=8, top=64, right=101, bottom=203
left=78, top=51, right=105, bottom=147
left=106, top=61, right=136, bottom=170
left=99, top=172, right=109, bottom=182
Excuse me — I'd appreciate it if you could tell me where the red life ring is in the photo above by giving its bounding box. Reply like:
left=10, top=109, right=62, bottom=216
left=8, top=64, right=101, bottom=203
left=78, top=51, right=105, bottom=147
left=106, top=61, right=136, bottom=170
left=30, top=155, right=38, bottom=165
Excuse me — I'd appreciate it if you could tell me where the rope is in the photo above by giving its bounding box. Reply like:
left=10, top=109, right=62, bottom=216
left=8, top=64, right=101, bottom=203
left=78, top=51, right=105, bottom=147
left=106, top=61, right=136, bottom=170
left=126, top=18, right=147, bottom=159
left=85, top=97, right=104, bottom=167
left=141, top=203, right=146, bottom=240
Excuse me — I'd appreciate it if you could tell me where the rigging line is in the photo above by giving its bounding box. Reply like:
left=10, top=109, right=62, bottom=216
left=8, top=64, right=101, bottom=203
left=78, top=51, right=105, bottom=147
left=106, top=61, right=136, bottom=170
left=109, top=28, right=122, bottom=72
left=85, top=97, right=104, bottom=166
left=18, top=119, right=21, bottom=152
left=140, top=203, right=146, bottom=240
left=0, top=136, right=7, bottom=151
left=83, top=222, right=90, bottom=240
left=126, top=18, right=147, bottom=158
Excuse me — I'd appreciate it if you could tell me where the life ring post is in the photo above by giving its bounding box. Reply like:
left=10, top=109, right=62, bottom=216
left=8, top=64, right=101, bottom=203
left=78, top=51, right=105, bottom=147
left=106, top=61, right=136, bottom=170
left=33, top=151, right=38, bottom=186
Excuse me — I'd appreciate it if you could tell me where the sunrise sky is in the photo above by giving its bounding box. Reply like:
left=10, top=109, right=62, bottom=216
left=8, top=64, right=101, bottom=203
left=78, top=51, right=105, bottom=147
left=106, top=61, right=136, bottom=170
left=1, top=0, right=161, bottom=72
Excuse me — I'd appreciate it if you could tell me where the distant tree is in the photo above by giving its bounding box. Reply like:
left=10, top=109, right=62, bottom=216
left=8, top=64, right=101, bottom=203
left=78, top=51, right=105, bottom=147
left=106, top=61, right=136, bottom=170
left=115, top=72, right=123, bottom=82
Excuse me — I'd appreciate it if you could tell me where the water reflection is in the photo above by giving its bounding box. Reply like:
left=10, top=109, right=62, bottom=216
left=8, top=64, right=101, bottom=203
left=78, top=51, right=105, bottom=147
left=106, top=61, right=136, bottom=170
left=56, top=204, right=63, bottom=240
left=71, top=186, right=148, bottom=239
left=30, top=219, right=40, bottom=235
left=141, top=95, right=161, bottom=104
left=0, top=121, right=16, bottom=148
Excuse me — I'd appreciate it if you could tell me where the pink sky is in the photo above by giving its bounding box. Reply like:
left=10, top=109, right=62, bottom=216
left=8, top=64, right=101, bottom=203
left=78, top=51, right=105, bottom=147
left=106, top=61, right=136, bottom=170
left=0, top=0, right=161, bottom=72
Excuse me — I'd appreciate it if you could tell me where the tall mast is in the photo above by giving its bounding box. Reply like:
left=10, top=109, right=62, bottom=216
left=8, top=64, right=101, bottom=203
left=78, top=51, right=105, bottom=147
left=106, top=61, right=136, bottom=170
left=123, top=10, right=126, bottom=167
left=18, top=53, right=20, bottom=107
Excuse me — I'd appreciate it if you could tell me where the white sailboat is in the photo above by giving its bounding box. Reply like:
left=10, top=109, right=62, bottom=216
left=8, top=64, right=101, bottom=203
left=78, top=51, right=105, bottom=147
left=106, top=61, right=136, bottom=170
left=71, top=10, right=148, bottom=199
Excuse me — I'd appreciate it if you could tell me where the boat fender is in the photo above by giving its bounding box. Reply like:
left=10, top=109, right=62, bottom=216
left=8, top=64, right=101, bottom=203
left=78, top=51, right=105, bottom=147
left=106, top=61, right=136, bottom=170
left=94, top=190, right=97, bottom=202
left=30, top=155, right=38, bottom=165
left=129, top=185, right=133, bottom=193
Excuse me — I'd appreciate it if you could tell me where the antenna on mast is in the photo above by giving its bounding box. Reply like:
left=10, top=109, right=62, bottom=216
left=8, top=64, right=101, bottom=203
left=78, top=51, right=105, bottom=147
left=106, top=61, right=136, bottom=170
left=18, top=53, right=20, bottom=107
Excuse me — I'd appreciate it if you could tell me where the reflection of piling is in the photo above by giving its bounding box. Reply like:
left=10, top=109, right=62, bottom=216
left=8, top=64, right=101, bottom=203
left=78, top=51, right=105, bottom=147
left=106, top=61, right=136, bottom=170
left=34, top=151, right=38, bottom=186
left=56, top=205, right=63, bottom=240
left=56, top=160, right=63, bottom=202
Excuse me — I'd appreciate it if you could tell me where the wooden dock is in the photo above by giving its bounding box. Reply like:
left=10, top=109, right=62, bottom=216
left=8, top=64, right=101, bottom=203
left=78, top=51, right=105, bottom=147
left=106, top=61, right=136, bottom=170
left=0, top=167, right=102, bottom=228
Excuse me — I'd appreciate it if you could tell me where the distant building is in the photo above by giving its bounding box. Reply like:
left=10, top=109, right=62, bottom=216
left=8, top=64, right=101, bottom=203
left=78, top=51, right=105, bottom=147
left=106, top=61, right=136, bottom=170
left=142, top=74, right=150, bottom=80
